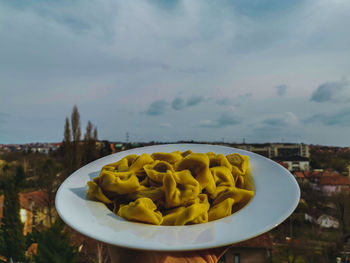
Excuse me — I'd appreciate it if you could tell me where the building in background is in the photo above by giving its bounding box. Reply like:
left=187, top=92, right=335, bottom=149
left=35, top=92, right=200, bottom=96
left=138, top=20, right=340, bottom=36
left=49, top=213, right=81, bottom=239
left=0, top=190, right=55, bottom=235
left=272, top=156, right=310, bottom=172
left=235, top=143, right=310, bottom=159
left=222, top=233, right=273, bottom=263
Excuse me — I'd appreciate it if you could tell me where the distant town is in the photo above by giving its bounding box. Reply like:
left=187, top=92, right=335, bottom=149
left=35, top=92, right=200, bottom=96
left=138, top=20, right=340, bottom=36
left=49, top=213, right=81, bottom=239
left=0, top=142, right=62, bottom=154
left=1, top=141, right=350, bottom=173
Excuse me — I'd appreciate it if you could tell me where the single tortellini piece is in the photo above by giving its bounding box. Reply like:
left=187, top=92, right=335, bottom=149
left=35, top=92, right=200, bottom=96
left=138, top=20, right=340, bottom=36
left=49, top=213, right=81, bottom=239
left=151, top=152, right=183, bottom=164
left=126, top=185, right=164, bottom=202
left=87, top=181, right=113, bottom=204
left=102, top=154, right=139, bottom=172
left=118, top=197, right=163, bottom=225
left=144, top=160, right=175, bottom=184
left=212, top=186, right=254, bottom=211
left=210, top=166, right=235, bottom=188
left=175, top=153, right=216, bottom=195
left=128, top=153, right=154, bottom=176
left=161, top=206, right=186, bottom=225
left=163, top=170, right=200, bottom=208
left=107, top=154, right=138, bottom=172
left=207, top=153, right=232, bottom=171
left=208, top=198, right=235, bottom=221
left=226, top=153, right=249, bottom=176
left=209, top=166, right=236, bottom=200
left=99, top=170, right=140, bottom=195
left=162, top=194, right=210, bottom=225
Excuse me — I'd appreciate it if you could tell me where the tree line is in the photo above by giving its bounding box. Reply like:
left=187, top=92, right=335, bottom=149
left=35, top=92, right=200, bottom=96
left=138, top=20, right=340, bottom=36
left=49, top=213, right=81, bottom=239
left=0, top=105, right=106, bottom=262
left=61, top=105, right=99, bottom=178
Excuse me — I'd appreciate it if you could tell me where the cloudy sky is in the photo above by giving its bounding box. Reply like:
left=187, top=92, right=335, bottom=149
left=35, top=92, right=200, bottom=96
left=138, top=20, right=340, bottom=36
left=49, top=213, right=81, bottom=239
left=0, top=0, right=350, bottom=146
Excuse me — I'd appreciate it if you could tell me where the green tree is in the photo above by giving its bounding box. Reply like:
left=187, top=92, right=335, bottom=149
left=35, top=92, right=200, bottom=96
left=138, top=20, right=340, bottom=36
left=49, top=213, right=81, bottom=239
left=329, top=158, right=347, bottom=173
left=0, top=165, right=27, bottom=262
left=35, top=218, right=78, bottom=263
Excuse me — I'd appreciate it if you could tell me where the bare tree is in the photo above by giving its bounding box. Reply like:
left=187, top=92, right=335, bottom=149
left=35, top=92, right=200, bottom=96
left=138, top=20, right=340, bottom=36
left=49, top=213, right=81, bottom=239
left=84, top=121, right=93, bottom=141
left=96, top=242, right=110, bottom=263
left=71, top=105, right=81, bottom=143
left=37, top=158, right=61, bottom=226
left=64, top=117, right=71, bottom=143
left=71, top=105, right=82, bottom=171
left=93, top=127, right=98, bottom=141
left=62, top=117, right=73, bottom=176
left=82, top=121, right=99, bottom=165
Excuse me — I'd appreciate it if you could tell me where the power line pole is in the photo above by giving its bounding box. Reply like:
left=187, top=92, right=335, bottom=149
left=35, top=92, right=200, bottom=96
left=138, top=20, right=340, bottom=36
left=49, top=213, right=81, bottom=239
left=126, top=132, right=129, bottom=143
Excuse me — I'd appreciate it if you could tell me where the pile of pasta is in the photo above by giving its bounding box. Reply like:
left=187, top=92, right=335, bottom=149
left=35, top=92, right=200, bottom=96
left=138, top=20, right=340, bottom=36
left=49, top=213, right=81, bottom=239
left=87, top=150, right=254, bottom=226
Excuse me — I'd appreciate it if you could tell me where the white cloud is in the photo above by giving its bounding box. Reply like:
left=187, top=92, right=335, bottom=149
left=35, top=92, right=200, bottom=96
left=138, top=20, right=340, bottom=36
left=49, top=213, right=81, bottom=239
left=145, top=100, right=168, bottom=116
left=304, top=108, right=350, bottom=127
left=311, top=79, right=350, bottom=103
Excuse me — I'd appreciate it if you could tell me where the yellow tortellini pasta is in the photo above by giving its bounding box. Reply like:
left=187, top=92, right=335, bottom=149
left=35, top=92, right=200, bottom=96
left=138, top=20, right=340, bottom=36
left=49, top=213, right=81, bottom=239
left=87, top=181, right=113, bottom=204
left=163, top=194, right=210, bottom=225
left=163, top=170, right=200, bottom=208
left=176, top=153, right=216, bottom=195
left=144, top=160, right=175, bottom=183
left=99, top=170, right=140, bottom=195
left=118, top=197, right=163, bottom=225
left=86, top=150, right=254, bottom=226
left=128, top=153, right=154, bottom=176
left=151, top=152, right=183, bottom=164
left=208, top=197, right=235, bottom=221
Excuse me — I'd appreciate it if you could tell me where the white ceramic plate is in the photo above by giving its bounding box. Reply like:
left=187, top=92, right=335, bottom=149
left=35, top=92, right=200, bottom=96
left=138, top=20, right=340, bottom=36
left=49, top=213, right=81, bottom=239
left=56, top=144, right=300, bottom=251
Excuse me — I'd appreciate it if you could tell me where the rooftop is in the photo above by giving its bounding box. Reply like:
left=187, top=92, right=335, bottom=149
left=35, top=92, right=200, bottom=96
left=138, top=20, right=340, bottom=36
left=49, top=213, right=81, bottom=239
left=320, top=176, right=350, bottom=186
left=231, top=233, right=273, bottom=249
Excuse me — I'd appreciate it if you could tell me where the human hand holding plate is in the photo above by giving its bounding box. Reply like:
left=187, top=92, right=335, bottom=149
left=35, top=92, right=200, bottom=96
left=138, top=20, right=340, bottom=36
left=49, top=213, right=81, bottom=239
left=107, top=245, right=229, bottom=263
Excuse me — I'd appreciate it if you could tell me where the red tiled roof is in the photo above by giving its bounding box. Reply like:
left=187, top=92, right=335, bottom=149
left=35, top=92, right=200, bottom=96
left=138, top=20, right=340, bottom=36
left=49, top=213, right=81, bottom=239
left=295, top=172, right=305, bottom=178
left=304, top=171, right=322, bottom=177
left=110, top=143, right=116, bottom=153
left=231, top=233, right=273, bottom=249
left=276, top=161, right=288, bottom=169
left=322, top=169, right=341, bottom=177
left=20, top=191, right=50, bottom=211
left=320, top=176, right=350, bottom=185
